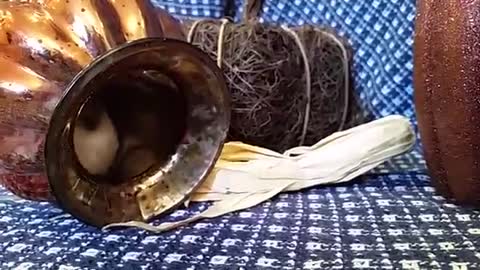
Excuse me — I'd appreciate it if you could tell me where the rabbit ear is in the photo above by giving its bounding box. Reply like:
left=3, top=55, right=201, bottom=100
left=73, top=109, right=119, bottom=176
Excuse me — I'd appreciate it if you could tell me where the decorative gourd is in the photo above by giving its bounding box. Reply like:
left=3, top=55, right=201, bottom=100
left=414, top=1, right=480, bottom=205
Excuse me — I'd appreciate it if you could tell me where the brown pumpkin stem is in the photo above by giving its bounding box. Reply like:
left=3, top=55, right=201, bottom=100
left=243, top=0, right=264, bottom=22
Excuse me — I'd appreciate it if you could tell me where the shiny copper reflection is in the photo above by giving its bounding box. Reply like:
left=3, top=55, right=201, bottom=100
left=0, top=0, right=186, bottom=200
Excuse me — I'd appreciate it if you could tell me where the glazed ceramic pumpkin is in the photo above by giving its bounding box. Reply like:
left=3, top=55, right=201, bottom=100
left=0, top=0, right=230, bottom=227
left=414, top=1, right=480, bottom=205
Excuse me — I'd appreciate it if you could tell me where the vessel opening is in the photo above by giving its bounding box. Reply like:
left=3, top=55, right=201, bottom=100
left=72, top=69, right=188, bottom=184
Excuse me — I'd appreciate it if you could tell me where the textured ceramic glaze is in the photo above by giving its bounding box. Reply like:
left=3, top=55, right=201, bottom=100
left=414, top=0, right=480, bottom=205
left=0, top=0, right=230, bottom=227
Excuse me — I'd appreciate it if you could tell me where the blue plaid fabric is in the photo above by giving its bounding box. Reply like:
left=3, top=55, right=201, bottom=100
left=151, top=0, right=226, bottom=18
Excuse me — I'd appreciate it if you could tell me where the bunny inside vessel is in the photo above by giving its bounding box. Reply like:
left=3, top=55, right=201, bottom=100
left=73, top=70, right=187, bottom=183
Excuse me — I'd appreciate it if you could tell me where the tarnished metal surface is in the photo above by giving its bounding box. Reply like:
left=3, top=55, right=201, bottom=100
left=0, top=0, right=230, bottom=227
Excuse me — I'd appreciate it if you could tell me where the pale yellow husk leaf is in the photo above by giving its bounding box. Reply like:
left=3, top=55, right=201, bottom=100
left=103, top=115, right=415, bottom=233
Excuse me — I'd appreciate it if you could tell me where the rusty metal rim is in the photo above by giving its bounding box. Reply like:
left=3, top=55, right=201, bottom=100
left=44, top=37, right=231, bottom=227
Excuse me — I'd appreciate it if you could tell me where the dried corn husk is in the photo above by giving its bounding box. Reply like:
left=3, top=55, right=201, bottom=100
left=103, top=115, right=415, bottom=233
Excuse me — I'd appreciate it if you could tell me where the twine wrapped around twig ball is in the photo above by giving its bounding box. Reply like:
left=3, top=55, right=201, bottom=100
left=182, top=0, right=353, bottom=152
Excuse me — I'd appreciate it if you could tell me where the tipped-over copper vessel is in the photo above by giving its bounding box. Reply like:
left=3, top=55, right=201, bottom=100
left=0, top=0, right=230, bottom=227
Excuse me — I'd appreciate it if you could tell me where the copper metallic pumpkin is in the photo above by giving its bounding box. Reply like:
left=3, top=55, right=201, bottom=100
left=0, top=0, right=230, bottom=227
left=414, top=1, right=480, bottom=205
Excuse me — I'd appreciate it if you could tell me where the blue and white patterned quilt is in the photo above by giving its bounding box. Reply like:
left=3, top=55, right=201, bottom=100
left=2, top=173, right=480, bottom=269
left=3, top=1, right=476, bottom=269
